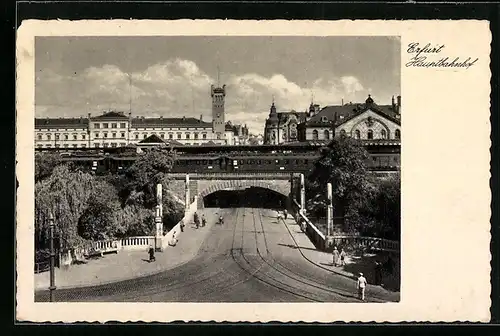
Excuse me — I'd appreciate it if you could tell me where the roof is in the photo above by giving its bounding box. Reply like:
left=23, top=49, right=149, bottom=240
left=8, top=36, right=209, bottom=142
left=92, top=111, right=129, bottom=120
left=138, top=134, right=184, bottom=146
left=35, top=118, right=89, bottom=128
left=305, top=100, right=401, bottom=127
left=139, top=134, right=165, bottom=144
left=202, top=141, right=219, bottom=146
left=132, top=117, right=211, bottom=127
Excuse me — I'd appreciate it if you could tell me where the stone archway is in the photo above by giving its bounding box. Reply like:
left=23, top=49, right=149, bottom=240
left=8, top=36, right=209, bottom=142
left=197, top=179, right=290, bottom=209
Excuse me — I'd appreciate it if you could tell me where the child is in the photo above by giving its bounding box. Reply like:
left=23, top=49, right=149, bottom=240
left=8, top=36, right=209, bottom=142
left=148, top=245, right=155, bottom=262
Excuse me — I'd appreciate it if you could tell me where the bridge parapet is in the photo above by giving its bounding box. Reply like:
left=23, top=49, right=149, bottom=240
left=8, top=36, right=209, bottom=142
left=166, top=172, right=292, bottom=180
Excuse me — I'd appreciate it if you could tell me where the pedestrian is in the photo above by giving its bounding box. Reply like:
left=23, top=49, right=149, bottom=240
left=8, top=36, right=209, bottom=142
left=194, top=212, right=199, bottom=229
left=180, top=220, right=185, bottom=232
left=201, top=214, right=206, bottom=227
left=169, top=231, right=178, bottom=246
left=339, top=248, right=346, bottom=266
left=148, top=245, right=155, bottom=262
left=357, top=272, right=367, bottom=301
left=284, top=210, right=288, bottom=220
left=332, top=246, right=340, bottom=266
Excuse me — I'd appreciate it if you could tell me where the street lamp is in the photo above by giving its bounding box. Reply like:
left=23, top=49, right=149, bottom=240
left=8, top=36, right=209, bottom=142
left=48, top=212, right=57, bottom=302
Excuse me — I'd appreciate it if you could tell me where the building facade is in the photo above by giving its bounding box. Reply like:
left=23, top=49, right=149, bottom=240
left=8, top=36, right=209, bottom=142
left=300, top=95, right=401, bottom=142
left=263, top=101, right=308, bottom=145
left=35, top=111, right=226, bottom=149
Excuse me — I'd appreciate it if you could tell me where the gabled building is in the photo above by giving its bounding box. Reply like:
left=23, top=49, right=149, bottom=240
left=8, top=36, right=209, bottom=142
left=298, top=95, right=401, bottom=142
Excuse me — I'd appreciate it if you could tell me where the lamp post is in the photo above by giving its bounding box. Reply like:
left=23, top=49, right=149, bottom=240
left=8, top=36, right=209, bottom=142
left=48, top=213, right=56, bottom=302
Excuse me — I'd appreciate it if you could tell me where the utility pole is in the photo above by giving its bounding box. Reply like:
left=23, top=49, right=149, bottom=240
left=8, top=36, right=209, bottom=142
left=49, top=213, right=56, bottom=302
left=129, top=73, right=132, bottom=115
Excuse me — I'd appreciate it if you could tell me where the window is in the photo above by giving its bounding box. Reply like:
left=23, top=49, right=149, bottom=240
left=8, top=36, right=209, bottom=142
left=94, top=123, right=100, bottom=129
left=324, top=130, right=330, bottom=140
left=202, top=134, right=207, bottom=139
left=72, top=144, right=77, bottom=148
left=144, top=134, right=147, bottom=139
left=120, top=143, right=126, bottom=147
left=95, top=132, right=99, bottom=138
left=121, top=132, right=125, bottom=138
left=355, top=130, right=361, bottom=139
left=177, top=133, right=181, bottom=139
left=47, top=134, right=51, bottom=140
left=73, top=134, right=77, bottom=140
left=120, top=123, right=126, bottom=128
left=94, top=143, right=99, bottom=148
left=104, top=133, right=108, bottom=138
left=194, top=133, right=199, bottom=139
left=55, top=134, right=60, bottom=140
left=37, top=144, right=43, bottom=148
left=395, top=129, right=401, bottom=139
left=82, top=144, right=86, bottom=148
left=55, top=144, right=60, bottom=148
left=160, top=133, right=165, bottom=139
left=37, top=134, right=42, bottom=140
left=111, top=123, right=117, bottom=128
left=367, top=129, right=373, bottom=140
left=111, top=143, right=117, bottom=148
left=312, top=130, right=319, bottom=140
left=135, top=134, right=139, bottom=139
left=381, top=129, right=387, bottom=139
left=321, top=116, right=328, bottom=122
left=46, top=144, right=52, bottom=148
left=63, top=144, right=69, bottom=148
left=103, top=123, right=109, bottom=128
left=169, top=134, right=173, bottom=139
left=64, top=134, right=69, bottom=140
left=112, top=133, right=116, bottom=138
left=82, top=134, right=86, bottom=140
left=103, top=143, right=109, bottom=148
left=186, top=133, right=190, bottom=139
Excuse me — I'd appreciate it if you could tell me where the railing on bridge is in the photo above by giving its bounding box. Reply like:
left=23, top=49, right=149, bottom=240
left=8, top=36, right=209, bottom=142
left=292, top=199, right=399, bottom=254
left=167, top=172, right=292, bottom=180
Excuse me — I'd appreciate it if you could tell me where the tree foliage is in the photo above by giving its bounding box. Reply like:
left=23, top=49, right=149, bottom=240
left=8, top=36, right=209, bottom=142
left=35, top=165, right=95, bottom=251
left=305, top=135, right=400, bottom=238
left=35, top=152, right=65, bottom=182
left=122, top=148, right=176, bottom=208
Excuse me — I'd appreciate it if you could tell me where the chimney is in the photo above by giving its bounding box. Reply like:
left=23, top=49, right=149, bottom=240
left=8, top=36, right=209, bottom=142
left=397, top=95, right=401, bottom=113
left=88, top=112, right=91, bottom=120
left=341, top=98, right=344, bottom=105
left=200, top=114, right=203, bottom=121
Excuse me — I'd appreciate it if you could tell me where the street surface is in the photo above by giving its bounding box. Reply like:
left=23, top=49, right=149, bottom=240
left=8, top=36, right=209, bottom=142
left=35, top=207, right=398, bottom=302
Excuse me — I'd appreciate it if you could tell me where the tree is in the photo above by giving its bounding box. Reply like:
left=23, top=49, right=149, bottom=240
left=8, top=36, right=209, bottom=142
left=122, top=148, right=176, bottom=209
left=306, top=134, right=377, bottom=233
left=35, top=152, right=65, bottom=182
left=35, top=165, right=95, bottom=252
left=77, top=179, right=121, bottom=241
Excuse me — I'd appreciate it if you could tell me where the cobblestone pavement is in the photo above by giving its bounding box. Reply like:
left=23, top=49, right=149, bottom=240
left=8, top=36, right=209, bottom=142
left=35, top=208, right=399, bottom=302
left=35, top=208, right=219, bottom=291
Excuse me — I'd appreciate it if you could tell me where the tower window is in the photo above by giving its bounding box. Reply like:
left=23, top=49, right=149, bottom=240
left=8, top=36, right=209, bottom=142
left=355, top=130, right=361, bottom=139
left=367, top=129, right=373, bottom=140
left=324, top=130, right=330, bottom=140
left=381, top=129, right=387, bottom=139
left=395, top=129, right=401, bottom=139
left=312, top=130, right=318, bottom=140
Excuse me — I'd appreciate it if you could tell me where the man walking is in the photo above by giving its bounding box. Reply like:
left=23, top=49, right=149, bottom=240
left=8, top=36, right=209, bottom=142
left=339, top=248, right=346, bottom=266
left=194, top=212, right=200, bottom=229
left=332, top=246, right=340, bottom=266
left=201, top=214, right=206, bottom=227
left=357, top=272, right=367, bottom=301
left=148, top=245, right=156, bottom=262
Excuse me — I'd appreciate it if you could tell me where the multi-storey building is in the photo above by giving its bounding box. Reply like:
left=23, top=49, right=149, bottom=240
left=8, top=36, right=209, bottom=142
left=299, top=95, right=401, bottom=142
left=263, top=100, right=309, bottom=145
left=35, top=83, right=237, bottom=148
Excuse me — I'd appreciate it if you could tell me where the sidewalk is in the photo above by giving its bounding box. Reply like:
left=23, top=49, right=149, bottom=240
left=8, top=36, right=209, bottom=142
left=281, top=217, right=400, bottom=299
left=35, top=209, right=217, bottom=291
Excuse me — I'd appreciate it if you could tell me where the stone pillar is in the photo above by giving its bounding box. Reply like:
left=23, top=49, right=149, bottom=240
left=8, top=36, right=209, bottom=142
left=155, top=183, right=164, bottom=251
left=300, top=173, right=305, bottom=214
left=185, top=173, right=190, bottom=211
left=326, top=182, right=334, bottom=250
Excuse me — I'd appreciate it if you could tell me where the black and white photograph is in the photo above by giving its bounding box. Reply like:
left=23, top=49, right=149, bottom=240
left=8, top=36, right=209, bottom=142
left=32, top=35, right=402, bottom=303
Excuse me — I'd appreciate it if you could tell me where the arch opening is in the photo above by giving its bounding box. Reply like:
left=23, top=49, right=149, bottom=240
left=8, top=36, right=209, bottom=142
left=203, top=187, right=288, bottom=210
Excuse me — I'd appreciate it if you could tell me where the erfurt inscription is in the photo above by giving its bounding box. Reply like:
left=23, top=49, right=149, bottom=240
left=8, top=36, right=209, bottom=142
left=405, top=43, right=478, bottom=69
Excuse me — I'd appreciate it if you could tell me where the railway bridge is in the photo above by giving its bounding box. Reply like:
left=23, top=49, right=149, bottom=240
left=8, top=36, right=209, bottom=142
left=167, top=172, right=296, bottom=210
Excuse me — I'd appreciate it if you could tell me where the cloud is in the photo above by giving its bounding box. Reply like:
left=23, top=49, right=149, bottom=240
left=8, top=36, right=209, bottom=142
left=36, top=59, right=370, bottom=134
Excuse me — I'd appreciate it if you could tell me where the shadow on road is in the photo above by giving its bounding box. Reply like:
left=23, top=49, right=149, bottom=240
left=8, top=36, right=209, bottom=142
left=277, top=243, right=319, bottom=252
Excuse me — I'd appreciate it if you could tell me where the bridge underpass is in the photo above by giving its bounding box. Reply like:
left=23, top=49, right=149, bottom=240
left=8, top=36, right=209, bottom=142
left=203, top=187, right=288, bottom=210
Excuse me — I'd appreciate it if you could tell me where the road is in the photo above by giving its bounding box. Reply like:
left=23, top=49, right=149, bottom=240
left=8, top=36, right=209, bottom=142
left=35, top=207, right=397, bottom=302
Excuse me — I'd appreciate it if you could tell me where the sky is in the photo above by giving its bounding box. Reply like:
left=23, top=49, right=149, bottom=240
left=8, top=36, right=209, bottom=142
left=35, top=36, right=400, bottom=135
